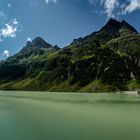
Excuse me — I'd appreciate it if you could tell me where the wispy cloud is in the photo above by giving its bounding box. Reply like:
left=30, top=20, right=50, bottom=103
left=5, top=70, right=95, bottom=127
left=0, top=12, right=7, bottom=22
left=89, top=0, right=140, bottom=18
left=45, top=0, right=57, bottom=4
left=29, top=0, right=57, bottom=7
left=100, top=0, right=119, bottom=18
left=124, top=0, right=140, bottom=14
left=8, top=3, right=11, bottom=8
left=88, top=0, right=96, bottom=5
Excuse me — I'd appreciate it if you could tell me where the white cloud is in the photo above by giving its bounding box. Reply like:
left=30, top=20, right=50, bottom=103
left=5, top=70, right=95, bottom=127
left=0, top=24, right=17, bottom=38
left=8, top=3, right=11, bottom=8
left=29, top=0, right=57, bottom=7
left=100, top=0, right=119, bottom=18
left=0, top=6, right=20, bottom=41
left=3, top=50, right=10, bottom=58
left=11, top=19, right=18, bottom=25
left=0, top=18, right=19, bottom=40
left=45, top=0, right=57, bottom=4
left=88, top=0, right=140, bottom=18
left=124, top=0, right=140, bottom=14
left=27, top=37, right=32, bottom=42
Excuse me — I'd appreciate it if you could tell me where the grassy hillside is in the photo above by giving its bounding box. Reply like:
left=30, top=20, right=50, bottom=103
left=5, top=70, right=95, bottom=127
left=0, top=19, right=140, bottom=92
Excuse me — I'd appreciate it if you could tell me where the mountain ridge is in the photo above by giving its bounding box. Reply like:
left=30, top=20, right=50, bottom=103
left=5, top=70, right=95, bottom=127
left=0, top=18, right=140, bottom=92
left=71, top=18, right=138, bottom=47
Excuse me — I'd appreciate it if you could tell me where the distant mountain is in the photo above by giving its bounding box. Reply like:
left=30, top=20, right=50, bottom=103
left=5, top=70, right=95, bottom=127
left=0, top=19, right=140, bottom=92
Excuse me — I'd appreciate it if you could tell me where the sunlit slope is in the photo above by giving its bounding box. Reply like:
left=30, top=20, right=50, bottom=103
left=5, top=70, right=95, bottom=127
left=0, top=19, right=140, bottom=91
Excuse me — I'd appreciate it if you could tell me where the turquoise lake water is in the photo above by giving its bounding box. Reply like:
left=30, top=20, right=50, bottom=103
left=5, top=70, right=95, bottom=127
left=0, top=91, right=140, bottom=140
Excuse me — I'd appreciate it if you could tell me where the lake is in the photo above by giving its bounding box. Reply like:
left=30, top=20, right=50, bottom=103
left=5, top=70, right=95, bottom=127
left=0, top=91, right=140, bottom=140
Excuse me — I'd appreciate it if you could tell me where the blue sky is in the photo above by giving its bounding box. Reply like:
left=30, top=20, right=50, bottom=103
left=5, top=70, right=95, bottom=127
left=0, top=0, right=140, bottom=59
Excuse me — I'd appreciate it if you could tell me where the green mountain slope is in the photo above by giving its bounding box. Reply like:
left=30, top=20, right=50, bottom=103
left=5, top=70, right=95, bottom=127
left=0, top=19, right=140, bottom=92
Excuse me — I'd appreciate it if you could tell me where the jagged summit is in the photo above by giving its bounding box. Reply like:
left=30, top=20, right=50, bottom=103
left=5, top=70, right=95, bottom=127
left=71, top=18, right=138, bottom=46
left=101, top=18, right=138, bottom=34
left=26, top=37, right=53, bottom=48
left=11, top=37, right=60, bottom=60
left=101, top=18, right=121, bottom=31
left=121, top=20, right=138, bottom=33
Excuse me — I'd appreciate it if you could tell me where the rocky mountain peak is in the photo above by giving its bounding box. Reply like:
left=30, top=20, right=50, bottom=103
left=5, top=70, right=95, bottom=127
left=101, top=18, right=121, bottom=31
left=121, top=20, right=138, bottom=33
left=26, top=37, right=53, bottom=48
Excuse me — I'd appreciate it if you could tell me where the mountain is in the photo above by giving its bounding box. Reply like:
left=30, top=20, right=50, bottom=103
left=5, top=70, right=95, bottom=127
left=0, top=18, right=140, bottom=92
left=72, top=18, right=138, bottom=46
left=101, top=19, right=138, bottom=34
left=11, top=37, right=60, bottom=61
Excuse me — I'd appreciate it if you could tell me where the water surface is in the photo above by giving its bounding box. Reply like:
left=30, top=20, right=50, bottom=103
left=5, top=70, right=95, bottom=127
left=0, top=91, right=140, bottom=140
